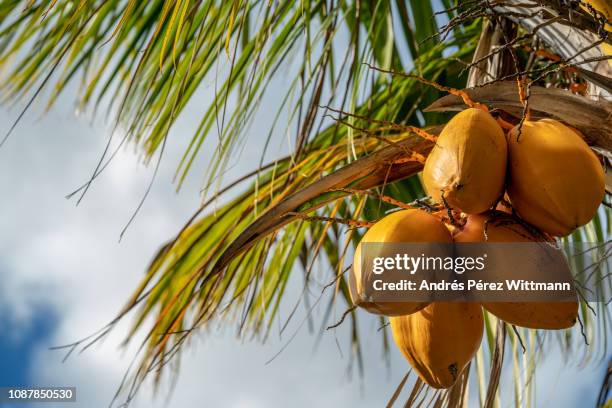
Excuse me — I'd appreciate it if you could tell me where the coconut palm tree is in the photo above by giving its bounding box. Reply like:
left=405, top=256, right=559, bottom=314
left=0, top=0, right=610, bottom=406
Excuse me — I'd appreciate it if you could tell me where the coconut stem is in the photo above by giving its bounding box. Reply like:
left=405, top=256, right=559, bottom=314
left=393, top=151, right=427, bottom=165
left=440, top=190, right=458, bottom=226
left=286, top=211, right=375, bottom=228
left=405, top=126, right=438, bottom=142
left=517, top=75, right=531, bottom=121
left=361, top=63, right=490, bottom=113
left=409, top=74, right=490, bottom=112
left=331, top=188, right=415, bottom=210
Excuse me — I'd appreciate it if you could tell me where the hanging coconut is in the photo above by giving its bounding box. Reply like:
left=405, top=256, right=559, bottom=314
left=350, top=209, right=452, bottom=316
left=422, top=108, right=507, bottom=214
left=506, top=119, right=605, bottom=236
left=453, top=212, right=579, bottom=330
left=390, top=302, right=483, bottom=389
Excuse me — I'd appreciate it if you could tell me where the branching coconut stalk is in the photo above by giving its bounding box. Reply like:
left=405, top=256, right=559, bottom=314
left=330, top=188, right=421, bottom=210
left=285, top=212, right=375, bottom=229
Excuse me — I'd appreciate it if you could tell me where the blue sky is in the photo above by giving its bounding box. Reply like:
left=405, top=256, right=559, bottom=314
left=0, top=310, right=57, bottom=387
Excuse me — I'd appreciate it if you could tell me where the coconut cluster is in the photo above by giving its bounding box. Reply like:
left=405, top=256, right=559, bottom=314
left=349, top=107, right=605, bottom=389
left=424, top=108, right=605, bottom=236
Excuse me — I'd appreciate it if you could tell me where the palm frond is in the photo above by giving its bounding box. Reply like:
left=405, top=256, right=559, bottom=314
left=2, top=1, right=612, bottom=407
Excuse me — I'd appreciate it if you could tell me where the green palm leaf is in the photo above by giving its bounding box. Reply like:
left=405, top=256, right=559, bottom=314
left=1, top=1, right=611, bottom=406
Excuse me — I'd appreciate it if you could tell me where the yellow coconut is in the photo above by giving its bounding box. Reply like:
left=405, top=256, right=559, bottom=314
left=507, top=119, right=605, bottom=236
left=454, top=212, right=579, bottom=330
left=350, top=209, right=452, bottom=316
left=390, top=302, right=483, bottom=389
left=423, top=108, right=507, bottom=214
